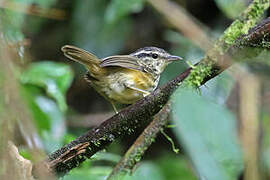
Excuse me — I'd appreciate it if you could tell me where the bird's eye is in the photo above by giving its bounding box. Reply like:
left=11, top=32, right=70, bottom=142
left=152, top=53, right=158, bottom=59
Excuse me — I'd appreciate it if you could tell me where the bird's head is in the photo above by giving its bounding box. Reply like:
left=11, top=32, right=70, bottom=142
left=130, top=47, right=182, bottom=75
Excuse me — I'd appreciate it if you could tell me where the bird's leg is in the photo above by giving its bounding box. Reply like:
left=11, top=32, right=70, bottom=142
left=110, top=101, right=118, bottom=114
left=127, top=86, right=151, bottom=97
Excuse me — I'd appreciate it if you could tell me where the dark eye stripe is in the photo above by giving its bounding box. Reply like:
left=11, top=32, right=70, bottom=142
left=136, top=53, right=151, bottom=58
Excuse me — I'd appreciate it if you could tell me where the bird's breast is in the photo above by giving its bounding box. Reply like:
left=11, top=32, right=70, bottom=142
left=93, top=69, right=159, bottom=104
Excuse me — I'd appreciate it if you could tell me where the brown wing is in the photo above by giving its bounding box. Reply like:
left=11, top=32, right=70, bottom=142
left=100, top=55, right=144, bottom=72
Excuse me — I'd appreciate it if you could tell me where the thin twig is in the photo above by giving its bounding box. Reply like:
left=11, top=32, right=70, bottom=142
left=107, top=103, right=171, bottom=179
left=147, top=0, right=212, bottom=51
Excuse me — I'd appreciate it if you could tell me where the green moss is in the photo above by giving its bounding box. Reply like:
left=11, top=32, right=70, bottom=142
left=92, top=140, right=101, bottom=146
left=134, top=154, right=142, bottom=162
left=123, top=148, right=143, bottom=168
left=150, top=137, right=155, bottom=143
left=181, top=0, right=269, bottom=89
left=219, top=0, right=269, bottom=52
left=183, top=62, right=213, bottom=88
left=223, top=20, right=244, bottom=46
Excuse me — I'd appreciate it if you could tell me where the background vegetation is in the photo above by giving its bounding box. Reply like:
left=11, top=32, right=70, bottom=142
left=0, top=0, right=269, bottom=179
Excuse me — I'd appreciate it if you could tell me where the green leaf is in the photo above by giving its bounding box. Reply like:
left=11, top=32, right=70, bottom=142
left=172, top=89, right=243, bottom=180
left=19, top=148, right=32, bottom=161
left=64, top=159, right=164, bottom=180
left=214, top=0, right=246, bottom=19
left=91, top=151, right=121, bottom=163
left=156, top=154, right=197, bottom=180
left=20, top=86, right=66, bottom=152
left=21, top=61, right=73, bottom=112
left=64, top=166, right=112, bottom=180
left=120, top=162, right=164, bottom=180
left=105, top=0, right=144, bottom=23
left=20, top=61, right=73, bottom=152
left=130, top=162, right=164, bottom=180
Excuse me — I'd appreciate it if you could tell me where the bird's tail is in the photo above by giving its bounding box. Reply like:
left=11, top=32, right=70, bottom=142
left=61, top=45, right=104, bottom=77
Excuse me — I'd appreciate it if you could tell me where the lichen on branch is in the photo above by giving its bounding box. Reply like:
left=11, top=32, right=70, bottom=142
left=218, top=0, right=270, bottom=51
left=184, top=0, right=270, bottom=89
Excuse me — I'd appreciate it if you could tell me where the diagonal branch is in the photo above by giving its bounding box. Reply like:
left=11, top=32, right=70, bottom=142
left=34, top=67, right=191, bottom=176
left=33, top=2, right=270, bottom=177
left=107, top=103, right=171, bottom=179
left=107, top=3, right=270, bottom=178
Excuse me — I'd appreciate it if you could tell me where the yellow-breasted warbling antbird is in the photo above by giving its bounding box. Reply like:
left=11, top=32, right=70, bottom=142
left=62, top=45, right=182, bottom=113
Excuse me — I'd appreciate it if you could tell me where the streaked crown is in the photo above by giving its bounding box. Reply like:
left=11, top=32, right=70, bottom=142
left=130, top=47, right=182, bottom=75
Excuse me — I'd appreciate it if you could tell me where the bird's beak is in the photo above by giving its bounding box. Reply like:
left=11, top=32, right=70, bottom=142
left=167, top=55, right=183, bottom=61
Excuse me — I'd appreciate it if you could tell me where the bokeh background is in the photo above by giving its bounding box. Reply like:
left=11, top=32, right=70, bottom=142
left=1, top=0, right=270, bottom=179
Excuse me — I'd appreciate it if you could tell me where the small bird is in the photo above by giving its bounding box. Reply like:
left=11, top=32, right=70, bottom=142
left=62, top=45, right=182, bottom=113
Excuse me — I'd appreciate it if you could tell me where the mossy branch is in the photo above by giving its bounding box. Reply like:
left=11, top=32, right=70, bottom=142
left=33, top=1, right=270, bottom=177
left=107, top=103, right=171, bottom=180
left=105, top=2, right=270, bottom=177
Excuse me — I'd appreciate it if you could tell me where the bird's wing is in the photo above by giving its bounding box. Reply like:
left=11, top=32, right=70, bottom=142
left=100, top=55, right=144, bottom=72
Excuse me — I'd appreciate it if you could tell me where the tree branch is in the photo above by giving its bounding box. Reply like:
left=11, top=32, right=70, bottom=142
left=34, top=67, right=191, bottom=176
left=107, top=3, right=270, bottom=178
left=107, top=103, right=171, bottom=179
left=33, top=1, right=270, bottom=177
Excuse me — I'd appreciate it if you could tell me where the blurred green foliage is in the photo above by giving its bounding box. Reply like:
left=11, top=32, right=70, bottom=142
left=105, top=0, right=144, bottom=23
left=1, top=10, right=24, bottom=43
left=1, top=0, right=57, bottom=42
left=71, top=0, right=133, bottom=57
left=21, top=62, right=73, bottom=112
left=172, top=89, right=243, bottom=180
left=214, top=0, right=246, bottom=19
left=20, top=62, right=73, bottom=152
left=156, top=154, right=197, bottom=180
left=64, top=160, right=164, bottom=180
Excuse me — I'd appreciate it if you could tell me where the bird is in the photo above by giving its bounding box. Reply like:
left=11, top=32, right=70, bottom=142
left=61, top=45, right=182, bottom=113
